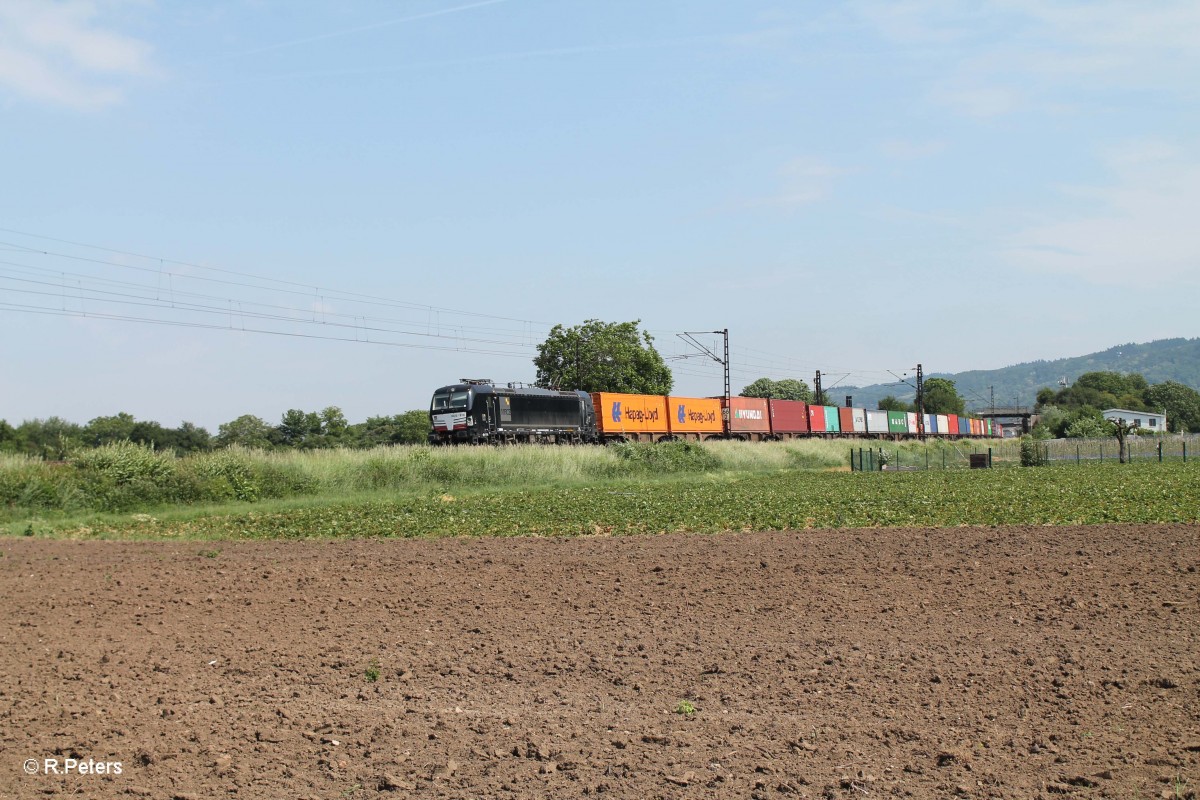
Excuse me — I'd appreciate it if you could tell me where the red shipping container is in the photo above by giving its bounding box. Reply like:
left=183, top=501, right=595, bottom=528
left=838, top=407, right=855, bottom=433
left=808, top=404, right=825, bottom=431
left=768, top=399, right=809, bottom=434
left=726, top=397, right=771, bottom=434
left=947, top=414, right=960, bottom=435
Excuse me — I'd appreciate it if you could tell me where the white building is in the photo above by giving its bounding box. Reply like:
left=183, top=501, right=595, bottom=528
left=1102, top=408, right=1167, bottom=432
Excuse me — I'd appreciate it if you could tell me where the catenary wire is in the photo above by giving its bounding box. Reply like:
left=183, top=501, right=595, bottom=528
left=1, top=229, right=927, bottom=391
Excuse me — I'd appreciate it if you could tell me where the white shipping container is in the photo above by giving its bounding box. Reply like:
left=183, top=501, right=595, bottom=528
left=866, top=410, right=890, bottom=433
left=906, top=412, right=919, bottom=432
left=936, top=415, right=949, bottom=435
left=852, top=408, right=867, bottom=433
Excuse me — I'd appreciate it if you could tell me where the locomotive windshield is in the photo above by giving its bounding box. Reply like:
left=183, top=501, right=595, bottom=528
left=431, top=390, right=470, bottom=411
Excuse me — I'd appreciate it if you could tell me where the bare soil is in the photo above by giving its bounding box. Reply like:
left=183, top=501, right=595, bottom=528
left=1, top=524, right=1197, bottom=800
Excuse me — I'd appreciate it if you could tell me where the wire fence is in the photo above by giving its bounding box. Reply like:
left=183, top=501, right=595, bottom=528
left=1023, top=434, right=1195, bottom=465
left=850, top=434, right=1197, bottom=472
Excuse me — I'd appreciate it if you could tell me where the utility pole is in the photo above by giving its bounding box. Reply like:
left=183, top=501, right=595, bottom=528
left=990, top=385, right=996, bottom=417
left=676, top=328, right=731, bottom=436
left=915, top=363, right=925, bottom=438
left=814, top=370, right=823, bottom=406
left=722, top=328, right=730, bottom=432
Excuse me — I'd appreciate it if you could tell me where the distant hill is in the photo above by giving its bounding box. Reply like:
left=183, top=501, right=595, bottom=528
left=841, top=338, right=1200, bottom=412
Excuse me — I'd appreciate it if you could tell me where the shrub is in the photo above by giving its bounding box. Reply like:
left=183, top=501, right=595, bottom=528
left=70, top=441, right=180, bottom=511
left=72, top=440, right=175, bottom=484
left=1064, top=416, right=1114, bottom=439
left=186, top=450, right=261, bottom=501
left=0, top=463, right=77, bottom=513
left=183, top=449, right=319, bottom=503
left=358, top=455, right=409, bottom=490
left=1019, top=436, right=1048, bottom=467
left=253, top=460, right=319, bottom=499
left=609, top=440, right=720, bottom=473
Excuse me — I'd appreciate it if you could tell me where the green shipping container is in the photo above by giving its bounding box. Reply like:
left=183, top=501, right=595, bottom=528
left=824, top=405, right=840, bottom=432
left=887, top=411, right=908, bottom=433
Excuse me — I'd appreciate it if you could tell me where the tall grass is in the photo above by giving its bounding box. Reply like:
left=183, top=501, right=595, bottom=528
left=238, top=439, right=740, bottom=491
left=0, top=453, right=38, bottom=468
left=1, top=437, right=1014, bottom=521
left=253, top=438, right=866, bottom=488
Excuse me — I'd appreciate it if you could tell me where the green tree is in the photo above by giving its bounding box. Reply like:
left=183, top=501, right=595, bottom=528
left=1143, top=381, right=1200, bottom=432
left=1031, top=404, right=1068, bottom=438
left=741, top=378, right=776, bottom=398
left=349, top=411, right=430, bottom=446
left=774, top=379, right=811, bottom=402
left=319, top=406, right=349, bottom=445
left=534, top=319, right=672, bottom=394
left=394, top=410, right=431, bottom=444
left=14, top=417, right=83, bottom=459
left=1076, top=371, right=1148, bottom=398
left=216, top=414, right=275, bottom=449
left=171, top=421, right=212, bottom=453
left=0, top=419, right=15, bottom=453
left=1064, top=414, right=1114, bottom=439
left=277, top=409, right=323, bottom=448
left=877, top=395, right=909, bottom=412
left=1112, top=417, right=1136, bottom=463
left=83, top=413, right=137, bottom=447
left=921, top=378, right=966, bottom=416
left=1044, top=371, right=1151, bottom=413
left=740, top=377, right=811, bottom=401
left=129, top=420, right=171, bottom=451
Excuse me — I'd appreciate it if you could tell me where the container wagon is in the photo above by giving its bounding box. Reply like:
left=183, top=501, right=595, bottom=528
left=767, top=399, right=809, bottom=439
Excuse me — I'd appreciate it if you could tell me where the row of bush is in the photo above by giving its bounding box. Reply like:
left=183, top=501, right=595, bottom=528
left=1, top=444, right=320, bottom=515
left=0, top=439, right=763, bottom=518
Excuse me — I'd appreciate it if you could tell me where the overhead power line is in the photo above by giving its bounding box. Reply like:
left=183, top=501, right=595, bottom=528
left=0, top=229, right=555, bottom=327
left=0, top=228, right=926, bottom=390
left=0, top=302, right=533, bottom=358
left=0, top=229, right=556, bottom=359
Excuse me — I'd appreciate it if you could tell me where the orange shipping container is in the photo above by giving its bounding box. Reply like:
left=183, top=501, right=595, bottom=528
left=592, top=392, right=669, bottom=436
left=667, top=396, right=724, bottom=435
left=726, top=397, right=771, bottom=433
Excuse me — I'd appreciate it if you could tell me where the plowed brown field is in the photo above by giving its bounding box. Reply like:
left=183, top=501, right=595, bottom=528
left=2, top=524, right=1197, bottom=799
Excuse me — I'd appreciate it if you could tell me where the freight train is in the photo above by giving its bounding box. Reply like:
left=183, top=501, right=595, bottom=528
left=428, top=380, right=1001, bottom=445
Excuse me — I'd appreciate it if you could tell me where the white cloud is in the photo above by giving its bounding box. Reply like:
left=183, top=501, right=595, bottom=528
left=931, top=85, right=1020, bottom=118
left=878, top=139, right=946, bottom=160
left=1008, top=140, right=1200, bottom=287
left=852, top=0, right=1200, bottom=117
left=759, top=157, right=848, bottom=207
left=851, top=0, right=982, bottom=45
left=0, top=0, right=155, bottom=110
left=1006, top=1, right=1200, bottom=51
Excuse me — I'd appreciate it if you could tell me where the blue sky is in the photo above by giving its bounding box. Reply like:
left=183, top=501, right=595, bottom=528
left=1, top=0, right=1197, bottom=431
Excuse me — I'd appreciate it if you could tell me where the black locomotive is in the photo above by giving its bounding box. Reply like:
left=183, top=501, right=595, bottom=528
left=428, top=379, right=597, bottom=445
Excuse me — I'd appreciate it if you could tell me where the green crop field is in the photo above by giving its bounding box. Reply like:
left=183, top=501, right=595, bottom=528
left=3, top=439, right=1196, bottom=540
